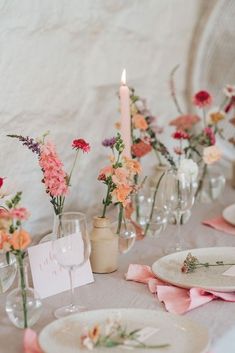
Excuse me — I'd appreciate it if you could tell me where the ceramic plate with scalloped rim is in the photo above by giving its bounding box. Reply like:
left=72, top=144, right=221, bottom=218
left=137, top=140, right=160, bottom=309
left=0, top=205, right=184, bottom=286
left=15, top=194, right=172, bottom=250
left=223, top=204, right=235, bottom=226
left=39, top=308, right=210, bottom=353
left=152, top=247, right=235, bottom=292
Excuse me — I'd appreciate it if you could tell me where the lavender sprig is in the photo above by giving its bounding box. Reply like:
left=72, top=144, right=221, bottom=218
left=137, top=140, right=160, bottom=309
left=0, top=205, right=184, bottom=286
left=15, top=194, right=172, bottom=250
left=7, top=134, right=41, bottom=155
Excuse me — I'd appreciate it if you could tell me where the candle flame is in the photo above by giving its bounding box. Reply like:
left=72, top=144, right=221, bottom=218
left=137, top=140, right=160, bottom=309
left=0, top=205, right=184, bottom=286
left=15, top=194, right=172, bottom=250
left=121, top=69, right=126, bottom=85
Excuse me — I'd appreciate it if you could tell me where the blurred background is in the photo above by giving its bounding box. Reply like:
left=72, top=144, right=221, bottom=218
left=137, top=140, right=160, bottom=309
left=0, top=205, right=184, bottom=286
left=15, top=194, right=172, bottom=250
left=0, top=0, right=234, bottom=237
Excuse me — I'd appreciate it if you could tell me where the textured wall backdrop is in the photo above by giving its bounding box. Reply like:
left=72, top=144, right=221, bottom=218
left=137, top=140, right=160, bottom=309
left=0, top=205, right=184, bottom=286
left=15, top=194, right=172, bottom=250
left=0, top=0, right=219, bottom=238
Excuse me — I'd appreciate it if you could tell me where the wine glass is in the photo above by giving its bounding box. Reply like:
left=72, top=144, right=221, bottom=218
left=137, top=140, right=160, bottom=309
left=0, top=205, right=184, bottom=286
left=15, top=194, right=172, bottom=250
left=164, top=169, right=197, bottom=252
left=52, top=212, right=90, bottom=318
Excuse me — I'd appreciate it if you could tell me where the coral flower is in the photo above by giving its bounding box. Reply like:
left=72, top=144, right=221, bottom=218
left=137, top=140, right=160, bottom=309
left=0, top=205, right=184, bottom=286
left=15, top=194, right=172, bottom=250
left=193, top=90, right=212, bottom=108
left=112, top=168, right=128, bottom=185
left=10, top=229, right=31, bottom=250
left=98, top=166, right=113, bottom=180
left=112, top=184, right=132, bottom=205
left=123, top=157, right=142, bottom=175
left=89, top=325, right=101, bottom=344
left=131, top=140, right=152, bottom=158
left=132, top=114, right=148, bottom=131
left=203, top=145, right=222, bottom=164
left=169, top=115, right=200, bottom=131
left=72, top=139, right=90, bottom=153
left=172, top=130, right=190, bottom=139
left=0, top=231, right=10, bottom=250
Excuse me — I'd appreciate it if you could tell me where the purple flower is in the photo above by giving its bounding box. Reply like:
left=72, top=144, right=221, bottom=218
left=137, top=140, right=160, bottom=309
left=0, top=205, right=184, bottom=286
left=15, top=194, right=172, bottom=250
left=102, top=137, right=116, bottom=148
left=8, top=134, right=41, bottom=155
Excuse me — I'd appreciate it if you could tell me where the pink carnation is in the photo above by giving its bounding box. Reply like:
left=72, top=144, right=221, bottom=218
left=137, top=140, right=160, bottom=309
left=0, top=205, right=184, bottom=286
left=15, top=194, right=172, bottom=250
left=39, top=141, right=68, bottom=197
left=204, top=127, right=216, bottom=145
left=10, top=207, right=30, bottom=221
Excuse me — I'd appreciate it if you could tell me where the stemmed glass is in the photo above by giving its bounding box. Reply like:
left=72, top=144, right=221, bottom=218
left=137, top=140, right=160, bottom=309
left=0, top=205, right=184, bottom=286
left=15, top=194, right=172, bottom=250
left=165, top=169, right=197, bottom=252
left=52, top=212, right=90, bottom=318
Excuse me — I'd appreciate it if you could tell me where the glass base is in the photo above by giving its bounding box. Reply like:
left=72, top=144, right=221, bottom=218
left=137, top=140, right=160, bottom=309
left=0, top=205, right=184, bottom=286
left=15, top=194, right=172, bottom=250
left=54, top=304, right=86, bottom=318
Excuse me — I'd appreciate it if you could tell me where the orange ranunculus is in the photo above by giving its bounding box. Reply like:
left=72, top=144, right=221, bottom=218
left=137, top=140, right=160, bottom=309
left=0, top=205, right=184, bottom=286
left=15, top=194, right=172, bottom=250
left=112, top=184, right=132, bottom=205
left=0, top=231, right=10, bottom=250
left=203, top=145, right=222, bottom=165
left=132, top=114, right=148, bottom=130
left=112, top=168, right=128, bottom=185
left=123, top=157, right=142, bottom=175
left=10, top=229, right=31, bottom=250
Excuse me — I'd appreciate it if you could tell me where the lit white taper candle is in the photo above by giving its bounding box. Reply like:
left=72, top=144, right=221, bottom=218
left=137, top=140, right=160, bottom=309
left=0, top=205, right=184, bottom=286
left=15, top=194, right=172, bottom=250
left=119, top=69, right=131, bottom=158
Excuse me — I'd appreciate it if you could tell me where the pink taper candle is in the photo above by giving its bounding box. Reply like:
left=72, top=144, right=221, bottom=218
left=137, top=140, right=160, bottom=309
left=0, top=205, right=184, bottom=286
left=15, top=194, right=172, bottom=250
left=119, top=69, right=131, bottom=157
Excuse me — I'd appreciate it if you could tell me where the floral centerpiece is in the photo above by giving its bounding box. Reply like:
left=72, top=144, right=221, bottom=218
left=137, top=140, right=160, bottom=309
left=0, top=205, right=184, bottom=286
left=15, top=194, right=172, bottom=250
left=0, top=190, right=40, bottom=328
left=98, top=133, right=141, bottom=234
left=168, top=66, right=232, bottom=201
left=8, top=133, right=90, bottom=215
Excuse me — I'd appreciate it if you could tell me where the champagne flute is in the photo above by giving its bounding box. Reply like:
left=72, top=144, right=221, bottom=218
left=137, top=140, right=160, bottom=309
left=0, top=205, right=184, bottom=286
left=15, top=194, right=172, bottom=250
left=52, top=212, right=90, bottom=318
left=165, top=169, right=197, bottom=252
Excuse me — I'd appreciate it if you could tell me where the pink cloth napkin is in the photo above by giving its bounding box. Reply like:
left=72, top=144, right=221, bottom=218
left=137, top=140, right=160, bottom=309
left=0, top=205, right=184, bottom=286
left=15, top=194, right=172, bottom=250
left=203, top=216, right=235, bottom=235
left=24, top=329, right=42, bottom=353
left=126, top=264, right=235, bottom=314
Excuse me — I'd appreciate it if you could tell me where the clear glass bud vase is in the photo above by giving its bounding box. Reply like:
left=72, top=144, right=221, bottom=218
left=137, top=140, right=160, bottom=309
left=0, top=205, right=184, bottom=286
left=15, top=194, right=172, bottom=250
left=5, top=257, right=42, bottom=329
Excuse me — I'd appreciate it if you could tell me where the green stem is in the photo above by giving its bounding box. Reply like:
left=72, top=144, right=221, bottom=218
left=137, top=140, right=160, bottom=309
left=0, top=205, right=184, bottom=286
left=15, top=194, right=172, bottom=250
left=153, top=148, right=162, bottom=165
left=116, top=204, right=124, bottom=235
left=144, top=172, right=165, bottom=236
left=134, top=174, right=140, bottom=222
left=195, top=163, right=207, bottom=198
left=17, top=254, right=28, bottom=328
left=101, top=184, right=111, bottom=218
left=202, top=107, right=206, bottom=128
left=68, top=150, right=79, bottom=186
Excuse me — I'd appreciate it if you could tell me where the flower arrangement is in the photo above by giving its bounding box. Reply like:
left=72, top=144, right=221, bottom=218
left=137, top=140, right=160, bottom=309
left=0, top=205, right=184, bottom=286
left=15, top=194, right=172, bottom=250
left=80, top=315, right=169, bottom=350
left=8, top=133, right=90, bottom=215
left=168, top=66, right=234, bottom=198
left=181, top=252, right=235, bottom=274
left=98, top=133, right=141, bottom=234
left=0, top=190, right=31, bottom=328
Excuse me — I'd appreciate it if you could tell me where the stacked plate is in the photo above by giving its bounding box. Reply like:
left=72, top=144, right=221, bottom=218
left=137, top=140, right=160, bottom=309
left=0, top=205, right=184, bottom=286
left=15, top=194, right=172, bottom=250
left=223, top=204, right=235, bottom=226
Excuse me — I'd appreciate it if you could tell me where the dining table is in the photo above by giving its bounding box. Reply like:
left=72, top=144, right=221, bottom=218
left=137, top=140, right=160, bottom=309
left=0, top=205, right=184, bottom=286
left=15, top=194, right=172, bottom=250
left=1, top=183, right=235, bottom=353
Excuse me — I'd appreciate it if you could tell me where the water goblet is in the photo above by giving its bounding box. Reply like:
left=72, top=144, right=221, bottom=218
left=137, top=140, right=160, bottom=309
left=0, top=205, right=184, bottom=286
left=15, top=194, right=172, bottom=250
left=52, top=212, right=90, bottom=318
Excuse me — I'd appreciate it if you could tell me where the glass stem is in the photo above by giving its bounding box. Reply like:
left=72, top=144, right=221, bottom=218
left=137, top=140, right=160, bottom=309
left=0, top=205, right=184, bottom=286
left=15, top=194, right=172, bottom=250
left=175, top=213, right=182, bottom=251
left=69, top=269, right=75, bottom=308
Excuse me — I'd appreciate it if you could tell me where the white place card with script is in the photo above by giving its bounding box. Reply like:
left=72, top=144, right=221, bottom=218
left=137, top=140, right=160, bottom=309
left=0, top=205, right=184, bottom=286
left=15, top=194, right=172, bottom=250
left=28, top=240, right=94, bottom=299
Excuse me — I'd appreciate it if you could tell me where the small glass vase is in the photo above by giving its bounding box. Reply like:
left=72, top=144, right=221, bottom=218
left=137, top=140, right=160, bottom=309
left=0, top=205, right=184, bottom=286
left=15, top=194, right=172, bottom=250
left=0, top=253, right=17, bottom=294
left=196, top=164, right=226, bottom=203
left=5, top=256, right=42, bottom=329
left=111, top=218, right=136, bottom=254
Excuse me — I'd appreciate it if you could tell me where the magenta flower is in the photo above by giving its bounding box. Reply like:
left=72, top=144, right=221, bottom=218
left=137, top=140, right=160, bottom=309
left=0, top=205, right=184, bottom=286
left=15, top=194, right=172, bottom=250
left=102, top=137, right=116, bottom=148
left=204, top=127, right=216, bottom=145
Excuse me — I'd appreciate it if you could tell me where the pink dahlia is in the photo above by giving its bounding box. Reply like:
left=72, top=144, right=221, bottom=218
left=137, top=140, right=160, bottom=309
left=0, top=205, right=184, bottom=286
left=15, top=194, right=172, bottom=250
left=10, top=207, right=30, bottom=221
left=39, top=141, right=68, bottom=197
left=193, top=90, right=212, bottom=108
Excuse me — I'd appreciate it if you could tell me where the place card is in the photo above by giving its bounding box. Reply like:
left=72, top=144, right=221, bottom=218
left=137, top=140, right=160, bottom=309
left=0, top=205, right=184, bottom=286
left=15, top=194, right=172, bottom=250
left=222, top=265, right=235, bottom=277
left=28, top=240, right=94, bottom=299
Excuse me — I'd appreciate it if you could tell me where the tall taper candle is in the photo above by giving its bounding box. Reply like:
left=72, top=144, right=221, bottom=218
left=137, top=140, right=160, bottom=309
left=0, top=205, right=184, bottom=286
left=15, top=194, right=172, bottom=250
left=119, top=69, right=131, bottom=157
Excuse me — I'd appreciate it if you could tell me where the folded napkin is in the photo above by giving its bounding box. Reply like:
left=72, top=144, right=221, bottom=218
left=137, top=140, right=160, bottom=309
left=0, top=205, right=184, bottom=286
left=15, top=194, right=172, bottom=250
left=24, top=329, right=42, bottom=353
left=203, top=217, right=235, bottom=235
left=126, top=264, right=235, bottom=314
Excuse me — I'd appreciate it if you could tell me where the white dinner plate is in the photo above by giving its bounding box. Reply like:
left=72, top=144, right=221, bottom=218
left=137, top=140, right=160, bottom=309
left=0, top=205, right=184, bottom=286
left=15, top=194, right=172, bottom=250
left=152, top=247, right=235, bottom=292
left=222, top=204, right=235, bottom=226
left=39, top=308, right=210, bottom=353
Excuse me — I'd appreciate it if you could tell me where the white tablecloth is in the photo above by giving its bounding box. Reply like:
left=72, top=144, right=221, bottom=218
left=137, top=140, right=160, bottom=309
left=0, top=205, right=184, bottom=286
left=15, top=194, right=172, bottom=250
left=1, top=185, right=235, bottom=353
